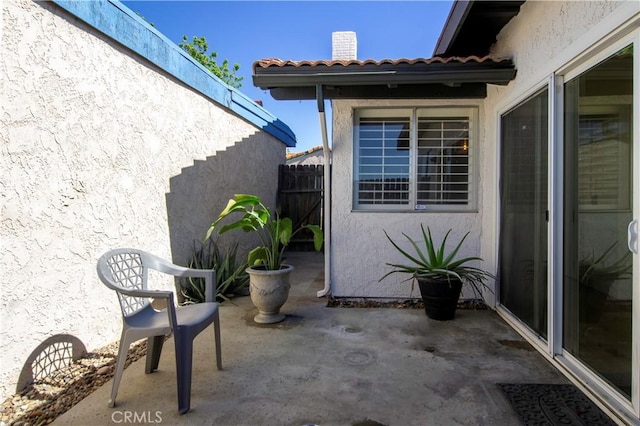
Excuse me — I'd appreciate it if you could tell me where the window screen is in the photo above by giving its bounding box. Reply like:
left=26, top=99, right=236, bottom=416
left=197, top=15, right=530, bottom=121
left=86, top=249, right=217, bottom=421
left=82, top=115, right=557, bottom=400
left=354, top=107, right=476, bottom=211
left=357, top=117, right=411, bottom=205
left=417, top=117, right=470, bottom=205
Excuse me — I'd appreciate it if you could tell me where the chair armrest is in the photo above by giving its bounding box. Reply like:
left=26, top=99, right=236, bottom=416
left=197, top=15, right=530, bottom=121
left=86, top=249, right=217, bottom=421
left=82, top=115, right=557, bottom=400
left=117, top=288, right=173, bottom=300
left=145, top=255, right=216, bottom=303
left=118, top=288, right=178, bottom=329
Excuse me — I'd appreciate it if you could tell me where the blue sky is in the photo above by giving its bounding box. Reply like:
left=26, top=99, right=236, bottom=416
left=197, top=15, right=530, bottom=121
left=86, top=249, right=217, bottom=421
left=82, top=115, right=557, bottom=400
left=122, top=1, right=454, bottom=153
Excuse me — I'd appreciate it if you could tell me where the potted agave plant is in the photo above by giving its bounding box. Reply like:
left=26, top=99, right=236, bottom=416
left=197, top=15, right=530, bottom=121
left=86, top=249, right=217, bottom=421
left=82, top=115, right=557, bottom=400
left=380, top=225, right=493, bottom=321
left=206, top=194, right=323, bottom=324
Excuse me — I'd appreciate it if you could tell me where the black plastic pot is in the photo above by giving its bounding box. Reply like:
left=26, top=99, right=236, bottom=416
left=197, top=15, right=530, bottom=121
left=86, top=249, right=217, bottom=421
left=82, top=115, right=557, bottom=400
left=417, top=277, right=463, bottom=321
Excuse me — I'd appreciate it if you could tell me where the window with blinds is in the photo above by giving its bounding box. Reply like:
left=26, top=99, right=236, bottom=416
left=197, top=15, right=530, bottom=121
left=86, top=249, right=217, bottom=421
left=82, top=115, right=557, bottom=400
left=577, top=112, right=631, bottom=210
left=354, top=108, right=476, bottom=211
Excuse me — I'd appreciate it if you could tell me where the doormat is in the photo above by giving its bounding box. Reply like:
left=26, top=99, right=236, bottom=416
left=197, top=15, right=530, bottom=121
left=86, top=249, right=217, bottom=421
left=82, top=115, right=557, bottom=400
left=498, top=383, right=616, bottom=426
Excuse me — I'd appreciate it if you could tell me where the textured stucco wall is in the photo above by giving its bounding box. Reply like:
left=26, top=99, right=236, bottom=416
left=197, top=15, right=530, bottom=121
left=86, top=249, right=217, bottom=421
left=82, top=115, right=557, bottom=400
left=329, top=1, right=637, bottom=302
left=479, top=0, right=634, bottom=288
left=1, top=0, right=285, bottom=399
left=492, top=1, right=626, bottom=84
left=330, top=99, right=486, bottom=299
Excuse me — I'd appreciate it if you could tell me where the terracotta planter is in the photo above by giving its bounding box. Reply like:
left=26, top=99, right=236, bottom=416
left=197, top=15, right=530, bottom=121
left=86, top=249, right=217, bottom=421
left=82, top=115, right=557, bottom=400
left=246, top=265, right=294, bottom=324
left=417, top=277, right=463, bottom=321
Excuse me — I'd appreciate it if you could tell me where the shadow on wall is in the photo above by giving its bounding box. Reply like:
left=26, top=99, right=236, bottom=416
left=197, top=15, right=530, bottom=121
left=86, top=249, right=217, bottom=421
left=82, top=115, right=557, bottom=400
left=16, top=334, right=87, bottom=393
left=166, top=132, right=286, bottom=268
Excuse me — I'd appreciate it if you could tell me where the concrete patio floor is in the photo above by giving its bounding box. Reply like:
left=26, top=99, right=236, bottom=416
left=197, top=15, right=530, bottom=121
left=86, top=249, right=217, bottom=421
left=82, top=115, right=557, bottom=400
left=54, top=251, right=568, bottom=426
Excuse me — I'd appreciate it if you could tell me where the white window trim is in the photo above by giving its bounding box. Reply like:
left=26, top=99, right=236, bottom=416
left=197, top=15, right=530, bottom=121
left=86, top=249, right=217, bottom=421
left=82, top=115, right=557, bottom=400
left=353, top=106, right=478, bottom=212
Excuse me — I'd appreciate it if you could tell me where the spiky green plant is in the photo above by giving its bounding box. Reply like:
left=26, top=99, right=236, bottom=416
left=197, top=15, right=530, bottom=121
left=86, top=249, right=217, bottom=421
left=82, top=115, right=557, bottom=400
left=181, top=239, right=249, bottom=304
left=380, top=225, right=493, bottom=295
left=579, top=241, right=631, bottom=291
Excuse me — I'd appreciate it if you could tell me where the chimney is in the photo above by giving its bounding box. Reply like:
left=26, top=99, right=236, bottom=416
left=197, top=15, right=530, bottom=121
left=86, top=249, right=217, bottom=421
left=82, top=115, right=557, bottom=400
left=332, top=31, right=357, bottom=60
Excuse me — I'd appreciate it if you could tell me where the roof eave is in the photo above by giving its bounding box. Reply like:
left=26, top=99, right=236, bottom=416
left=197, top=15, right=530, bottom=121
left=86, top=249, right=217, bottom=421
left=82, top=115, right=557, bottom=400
left=266, top=83, right=489, bottom=100
left=432, top=1, right=525, bottom=57
left=253, top=66, right=516, bottom=90
left=433, top=1, right=473, bottom=56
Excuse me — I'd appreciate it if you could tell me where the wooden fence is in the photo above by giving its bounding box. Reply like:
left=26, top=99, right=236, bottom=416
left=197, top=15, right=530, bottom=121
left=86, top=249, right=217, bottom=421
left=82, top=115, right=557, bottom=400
left=278, top=164, right=325, bottom=251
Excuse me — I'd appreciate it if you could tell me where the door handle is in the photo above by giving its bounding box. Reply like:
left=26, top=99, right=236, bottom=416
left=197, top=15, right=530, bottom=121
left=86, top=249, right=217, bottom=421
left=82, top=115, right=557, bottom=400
left=628, top=219, right=638, bottom=254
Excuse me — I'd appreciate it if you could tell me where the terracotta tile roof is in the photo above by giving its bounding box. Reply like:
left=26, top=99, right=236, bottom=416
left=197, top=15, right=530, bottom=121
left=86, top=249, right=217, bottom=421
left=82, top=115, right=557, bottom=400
left=253, top=54, right=516, bottom=99
left=286, top=145, right=325, bottom=160
left=253, top=55, right=510, bottom=70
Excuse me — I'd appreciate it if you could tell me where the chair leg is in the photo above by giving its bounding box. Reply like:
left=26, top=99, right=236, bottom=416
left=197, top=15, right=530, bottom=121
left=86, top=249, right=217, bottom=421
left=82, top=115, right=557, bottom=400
left=145, top=335, right=165, bottom=373
left=109, top=334, right=130, bottom=408
left=214, top=313, right=222, bottom=370
left=174, top=333, right=193, bottom=415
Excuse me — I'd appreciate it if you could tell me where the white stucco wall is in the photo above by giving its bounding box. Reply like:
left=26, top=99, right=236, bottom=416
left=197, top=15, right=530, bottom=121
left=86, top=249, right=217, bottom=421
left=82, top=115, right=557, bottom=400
left=330, top=99, right=487, bottom=299
left=479, top=0, right=636, bottom=290
left=1, top=0, right=285, bottom=399
left=329, top=1, right=638, bottom=303
left=492, top=1, right=627, bottom=85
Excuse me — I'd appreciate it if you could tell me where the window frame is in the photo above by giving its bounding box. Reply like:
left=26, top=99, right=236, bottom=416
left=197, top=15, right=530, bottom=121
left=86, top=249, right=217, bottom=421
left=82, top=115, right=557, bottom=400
left=353, top=106, right=479, bottom=212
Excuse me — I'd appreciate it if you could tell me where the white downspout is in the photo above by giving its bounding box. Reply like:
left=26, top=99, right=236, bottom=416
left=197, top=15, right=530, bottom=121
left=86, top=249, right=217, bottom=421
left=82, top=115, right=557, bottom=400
left=316, top=84, right=331, bottom=297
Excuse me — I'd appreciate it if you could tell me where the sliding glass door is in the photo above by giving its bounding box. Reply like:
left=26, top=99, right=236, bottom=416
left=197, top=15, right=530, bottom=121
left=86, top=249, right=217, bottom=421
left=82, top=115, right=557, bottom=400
left=499, top=35, right=638, bottom=421
left=563, top=45, right=634, bottom=399
left=499, top=89, right=549, bottom=339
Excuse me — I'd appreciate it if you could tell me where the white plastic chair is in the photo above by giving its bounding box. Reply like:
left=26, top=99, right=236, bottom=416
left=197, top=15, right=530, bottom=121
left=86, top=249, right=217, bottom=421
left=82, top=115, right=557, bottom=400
left=97, top=248, right=221, bottom=414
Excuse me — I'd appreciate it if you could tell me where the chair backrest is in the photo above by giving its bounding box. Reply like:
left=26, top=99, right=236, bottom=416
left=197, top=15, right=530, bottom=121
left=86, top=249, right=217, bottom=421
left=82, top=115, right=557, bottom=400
left=97, top=249, right=151, bottom=317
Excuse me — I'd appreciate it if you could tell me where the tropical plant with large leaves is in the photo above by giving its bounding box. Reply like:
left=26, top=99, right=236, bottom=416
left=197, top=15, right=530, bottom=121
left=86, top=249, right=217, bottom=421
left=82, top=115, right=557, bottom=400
left=380, top=225, right=493, bottom=295
left=206, top=194, right=323, bottom=270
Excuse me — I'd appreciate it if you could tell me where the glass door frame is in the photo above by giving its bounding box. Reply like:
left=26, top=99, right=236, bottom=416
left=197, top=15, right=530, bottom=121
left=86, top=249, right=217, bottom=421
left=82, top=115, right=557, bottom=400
left=497, top=86, right=549, bottom=340
left=496, top=28, right=639, bottom=423
left=552, top=32, right=639, bottom=423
